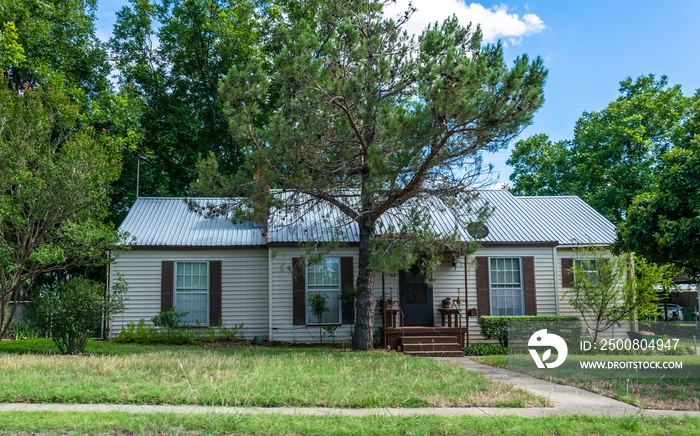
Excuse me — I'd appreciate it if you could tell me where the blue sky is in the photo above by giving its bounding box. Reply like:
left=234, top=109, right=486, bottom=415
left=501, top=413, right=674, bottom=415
left=95, top=0, right=700, bottom=186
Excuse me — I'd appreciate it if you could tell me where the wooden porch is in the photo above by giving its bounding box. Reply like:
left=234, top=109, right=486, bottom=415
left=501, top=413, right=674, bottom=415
left=381, top=326, right=465, bottom=357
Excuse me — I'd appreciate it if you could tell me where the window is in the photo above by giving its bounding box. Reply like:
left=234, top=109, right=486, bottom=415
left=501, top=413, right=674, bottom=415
left=175, top=262, right=209, bottom=325
left=306, top=258, right=341, bottom=324
left=405, top=271, right=428, bottom=304
left=574, top=259, right=598, bottom=285
left=490, top=257, right=523, bottom=316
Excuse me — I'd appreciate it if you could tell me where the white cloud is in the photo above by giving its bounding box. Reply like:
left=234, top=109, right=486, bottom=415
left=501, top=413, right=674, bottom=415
left=383, top=1, right=545, bottom=45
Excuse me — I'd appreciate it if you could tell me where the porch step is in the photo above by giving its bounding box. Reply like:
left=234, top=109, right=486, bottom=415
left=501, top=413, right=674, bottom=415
left=403, top=350, right=464, bottom=357
left=401, top=336, right=460, bottom=345
left=401, top=334, right=463, bottom=357
left=402, top=343, right=462, bottom=353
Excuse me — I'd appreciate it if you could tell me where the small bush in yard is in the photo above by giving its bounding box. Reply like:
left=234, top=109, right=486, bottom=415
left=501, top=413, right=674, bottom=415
left=115, top=311, right=243, bottom=345
left=464, top=344, right=508, bottom=356
left=151, top=308, right=187, bottom=329
left=27, top=276, right=127, bottom=354
left=479, top=315, right=581, bottom=347
left=7, top=316, right=42, bottom=339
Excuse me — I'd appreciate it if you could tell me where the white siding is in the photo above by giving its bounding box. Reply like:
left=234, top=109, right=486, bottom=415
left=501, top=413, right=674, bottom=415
left=111, top=245, right=563, bottom=344
left=555, top=247, right=632, bottom=339
left=465, top=246, right=557, bottom=342
left=556, top=247, right=578, bottom=317
left=269, top=246, right=559, bottom=345
left=109, top=249, right=269, bottom=338
left=270, top=247, right=358, bottom=343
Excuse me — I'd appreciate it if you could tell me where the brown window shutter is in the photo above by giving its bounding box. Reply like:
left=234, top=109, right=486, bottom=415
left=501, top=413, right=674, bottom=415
left=340, top=257, right=354, bottom=324
left=161, top=261, right=174, bottom=312
left=561, top=258, right=574, bottom=288
left=292, top=257, right=306, bottom=325
left=522, top=256, right=537, bottom=315
left=209, top=261, right=222, bottom=327
left=475, top=257, right=490, bottom=317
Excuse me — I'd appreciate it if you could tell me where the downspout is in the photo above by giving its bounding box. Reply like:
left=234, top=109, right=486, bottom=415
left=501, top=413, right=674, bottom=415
left=696, top=280, right=700, bottom=329
left=553, top=246, right=560, bottom=315
left=105, top=251, right=111, bottom=340
left=268, top=247, right=274, bottom=341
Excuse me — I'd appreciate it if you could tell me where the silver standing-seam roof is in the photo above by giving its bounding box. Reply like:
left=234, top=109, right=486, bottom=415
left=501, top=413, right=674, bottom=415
left=118, top=197, right=266, bottom=246
left=473, top=190, right=617, bottom=245
left=118, top=191, right=617, bottom=247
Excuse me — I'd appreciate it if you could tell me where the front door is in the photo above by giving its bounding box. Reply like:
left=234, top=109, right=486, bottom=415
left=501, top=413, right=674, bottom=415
left=399, top=270, right=434, bottom=326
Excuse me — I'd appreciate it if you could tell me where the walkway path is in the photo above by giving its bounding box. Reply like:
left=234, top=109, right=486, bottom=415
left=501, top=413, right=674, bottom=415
left=435, top=356, right=700, bottom=417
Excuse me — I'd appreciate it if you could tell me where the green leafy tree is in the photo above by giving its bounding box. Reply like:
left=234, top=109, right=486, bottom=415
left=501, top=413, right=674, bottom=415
left=567, top=248, right=671, bottom=343
left=27, top=276, right=127, bottom=355
left=1, top=1, right=145, bottom=225
left=617, top=143, right=700, bottom=277
left=109, top=0, right=260, bottom=206
left=0, top=0, right=110, bottom=97
left=211, top=0, right=546, bottom=350
left=0, top=21, right=24, bottom=69
left=0, top=84, right=124, bottom=339
left=508, top=75, right=690, bottom=224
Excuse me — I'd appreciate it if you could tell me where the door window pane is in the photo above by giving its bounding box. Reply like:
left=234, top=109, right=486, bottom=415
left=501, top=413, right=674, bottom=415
left=407, top=283, right=427, bottom=303
left=405, top=271, right=428, bottom=304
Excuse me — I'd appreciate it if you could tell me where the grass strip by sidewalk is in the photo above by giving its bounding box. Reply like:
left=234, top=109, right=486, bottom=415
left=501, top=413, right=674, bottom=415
left=474, top=355, right=700, bottom=411
left=0, top=339, right=544, bottom=408
left=0, top=411, right=699, bottom=436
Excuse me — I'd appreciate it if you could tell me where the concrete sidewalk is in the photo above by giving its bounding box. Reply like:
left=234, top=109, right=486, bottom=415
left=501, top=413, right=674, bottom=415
left=0, top=402, right=698, bottom=418
left=435, top=356, right=700, bottom=417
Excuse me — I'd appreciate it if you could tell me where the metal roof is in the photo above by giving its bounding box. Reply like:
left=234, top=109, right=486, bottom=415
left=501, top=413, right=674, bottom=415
left=473, top=190, right=617, bottom=245
left=118, top=197, right=266, bottom=246
left=119, top=191, right=617, bottom=247
left=267, top=189, right=616, bottom=245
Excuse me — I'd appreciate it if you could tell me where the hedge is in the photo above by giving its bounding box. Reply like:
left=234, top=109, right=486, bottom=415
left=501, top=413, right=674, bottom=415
left=479, top=315, right=581, bottom=347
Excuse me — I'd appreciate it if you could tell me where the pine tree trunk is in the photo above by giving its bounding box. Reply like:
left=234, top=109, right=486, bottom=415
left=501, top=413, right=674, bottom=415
left=353, top=215, right=375, bottom=351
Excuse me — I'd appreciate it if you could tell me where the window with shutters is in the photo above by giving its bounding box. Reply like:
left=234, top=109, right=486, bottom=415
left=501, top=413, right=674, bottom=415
left=306, top=258, right=341, bottom=325
left=489, top=257, right=524, bottom=316
left=175, top=262, right=209, bottom=325
left=574, top=259, right=599, bottom=285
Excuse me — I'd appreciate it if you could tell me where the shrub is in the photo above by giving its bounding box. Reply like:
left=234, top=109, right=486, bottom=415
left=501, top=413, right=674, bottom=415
left=151, top=308, right=188, bottom=329
left=27, top=276, right=126, bottom=354
left=7, top=315, right=42, bottom=339
left=114, top=313, right=244, bottom=345
left=464, top=343, right=508, bottom=356
left=479, top=315, right=581, bottom=347
left=218, top=319, right=244, bottom=342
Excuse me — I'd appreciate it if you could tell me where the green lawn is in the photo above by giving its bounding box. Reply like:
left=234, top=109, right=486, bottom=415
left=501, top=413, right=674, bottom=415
left=0, top=339, right=545, bottom=408
left=475, top=354, right=700, bottom=410
left=0, top=411, right=699, bottom=436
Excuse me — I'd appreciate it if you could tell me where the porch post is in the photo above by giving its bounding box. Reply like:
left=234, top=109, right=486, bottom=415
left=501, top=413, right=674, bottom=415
left=382, top=272, right=386, bottom=347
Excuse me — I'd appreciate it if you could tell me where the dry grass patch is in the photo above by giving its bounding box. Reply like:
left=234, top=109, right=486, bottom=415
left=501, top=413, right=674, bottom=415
left=0, top=339, right=546, bottom=408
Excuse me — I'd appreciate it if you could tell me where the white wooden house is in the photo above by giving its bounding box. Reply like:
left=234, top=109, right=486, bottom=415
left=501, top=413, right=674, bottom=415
left=109, top=190, right=616, bottom=353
